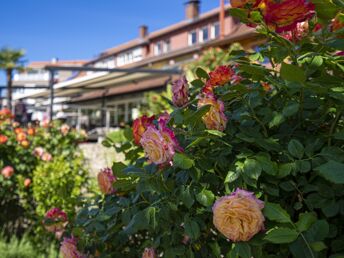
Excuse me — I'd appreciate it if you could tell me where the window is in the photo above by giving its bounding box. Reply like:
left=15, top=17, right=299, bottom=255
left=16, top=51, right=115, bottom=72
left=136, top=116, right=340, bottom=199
left=200, top=26, right=209, bottom=42
left=188, top=30, right=197, bottom=46
left=164, top=39, right=171, bottom=53
left=154, top=42, right=163, bottom=55
left=211, top=23, right=220, bottom=39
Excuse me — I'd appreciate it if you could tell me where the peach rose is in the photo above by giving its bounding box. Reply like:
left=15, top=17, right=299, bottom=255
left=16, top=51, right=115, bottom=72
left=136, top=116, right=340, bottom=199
left=20, top=140, right=30, bottom=148
left=213, top=188, right=265, bottom=242
left=142, top=248, right=156, bottom=258
left=24, top=178, right=32, bottom=188
left=33, top=147, right=45, bottom=157
left=259, top=0, right=315, bottom=33
left=60, top=237, right=84, bottom=258
left=0, top=134, right=8, bottom=144
left=16, top=132, right=27, bottom=142
left=1, top=166, right=14, bottom=178
left=27, top=127, right=35, bottom=136
left=133, top=115, right=155, bottom=145
left=97, top=167, right=117, bottom=195
left=172, top=76, right=189, bottom=107
left=41, top=152, right=52, bottom=162
left=61, top=124, right=70, bottom=136
left=198, top=93, right=227, bottom=131
left=140, top=126, right=174, bottom=165
left=44, top=207, right=68, bottom=233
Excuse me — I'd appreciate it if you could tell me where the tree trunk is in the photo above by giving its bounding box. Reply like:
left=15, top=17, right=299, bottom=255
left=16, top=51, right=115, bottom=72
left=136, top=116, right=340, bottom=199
left=6, top=68, right=13, bottom=111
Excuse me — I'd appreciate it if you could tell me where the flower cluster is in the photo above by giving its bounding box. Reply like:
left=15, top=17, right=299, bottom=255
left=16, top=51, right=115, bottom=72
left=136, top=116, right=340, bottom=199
left=212, top=188, right=265, bottom=242
left=97, top=167, right=117, bottom=195
left=140, top=113, right=182, bottom=165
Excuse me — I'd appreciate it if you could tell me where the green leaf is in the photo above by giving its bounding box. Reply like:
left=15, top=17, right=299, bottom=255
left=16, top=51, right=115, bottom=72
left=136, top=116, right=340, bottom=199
left=195, top=67, right=210, bottom=80
left=310, top=241, right=327, bottom=252
left=185, top=219, right=200, bottom=240
left=225, top=171, right=240, bottom=183
left=288, top=139, right=305, bottom=159
left=228, top=8, right=249, bottom=22
left=296, top=212, right=317, bottom=232
left=229, top=242, right=252, bottom=258
left=264, top=227, right=299, bottom=244
left=269, top=112, right=285, bottom=128
left=315, top=161, right=344, bottom=184
left=173, top=153, right=194, bottom=169
left=243, top=159, right=262, bottom=180
left=180, top=186, right=194, bottom=208
left=196, top=189, right=215, bottom=207
left=263, top=202, right=292, bottom=223
left=280, top=63, right=306, bottom=83
left=206, top=130, right=226, bottom=137
left=190, top=79, right=205, bottom=88
left=282, top=102, right=299, bottom=117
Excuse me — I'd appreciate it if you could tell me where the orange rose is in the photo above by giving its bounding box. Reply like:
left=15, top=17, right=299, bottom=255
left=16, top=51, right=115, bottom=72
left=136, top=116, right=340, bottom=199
left=16, top=132, right=27, bottom=142
left=260, top=0, right=315, bottom=33
left=97, top=168, right=116, bottom=195
left=27, top=127, right=35, bottom=136
left=198, top=93, right=227, bottom=131
left=132, top=115, right=155, bottom=145
left=0, top=134, right=8, bottom=144
left=24, top=178, right=32, bottom=188
left=213, top=188, right=265, bottom=242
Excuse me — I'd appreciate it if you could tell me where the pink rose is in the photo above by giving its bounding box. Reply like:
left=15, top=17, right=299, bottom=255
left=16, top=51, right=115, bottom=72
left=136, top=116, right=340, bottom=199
left=1, top=166, right=14, bottom=178
left=61, top=124, right=70, bottom=136
left=41, top=152, right=52, bottom=162
left=172, top=76, right=189, bottom=107
left=33, top=147, right=45, bottom=157
left=97, top=167, right=117, bottom=195
left=44, top=208, right=68, bottom=233
left=213, top=188, right=265, bottom=242
left=142, top=247, right=156, bottom=258
left=158, top=113, right=183, bottom=153
left=60, top=237, right=85, bottom=258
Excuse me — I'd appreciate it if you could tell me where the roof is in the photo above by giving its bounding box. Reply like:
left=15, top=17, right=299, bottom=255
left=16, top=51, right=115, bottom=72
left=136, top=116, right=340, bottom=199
left=89, top=5, right=231, bottom=63
left=28, top=60, right=87, bottom=69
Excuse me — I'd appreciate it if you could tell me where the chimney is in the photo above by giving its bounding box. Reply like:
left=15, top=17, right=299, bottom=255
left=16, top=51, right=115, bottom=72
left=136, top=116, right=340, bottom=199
left=185, top=0, right=200, bottom=20
left=139, top=25, right=148, bottom=38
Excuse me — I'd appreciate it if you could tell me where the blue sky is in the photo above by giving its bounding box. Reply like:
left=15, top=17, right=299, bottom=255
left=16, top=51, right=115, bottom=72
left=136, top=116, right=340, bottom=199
left=0, top=0, right=219, bottom=84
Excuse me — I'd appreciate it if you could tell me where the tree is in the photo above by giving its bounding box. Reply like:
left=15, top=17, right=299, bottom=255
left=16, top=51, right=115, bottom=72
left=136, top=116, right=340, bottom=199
left=0, top=48, right=25, bottom=110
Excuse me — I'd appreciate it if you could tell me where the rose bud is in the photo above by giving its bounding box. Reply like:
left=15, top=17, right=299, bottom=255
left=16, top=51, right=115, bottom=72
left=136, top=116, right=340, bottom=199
left=24, top=178, right=32, bottom=188
left=172, top=76, right=189, bottom=107
left=97, top=167, right=117, bottom=195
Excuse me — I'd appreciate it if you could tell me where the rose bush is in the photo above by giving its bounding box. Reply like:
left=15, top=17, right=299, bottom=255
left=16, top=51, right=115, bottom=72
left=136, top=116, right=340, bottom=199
left=65, top=1, right=343, bottom=257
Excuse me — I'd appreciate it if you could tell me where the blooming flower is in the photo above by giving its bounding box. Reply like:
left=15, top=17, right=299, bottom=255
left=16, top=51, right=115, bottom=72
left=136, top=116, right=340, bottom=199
left=208, top=65, right=234, bottom=87
left=16, top=132, right=27, bottom=142
left=14, top=127, right=23, bottom=134
left=172, top=76, right=189, bottom=107
left=61, top=124, right=70, bottom=136
left=158, top=113, right=183, bottom=153
left=44, top=208, right=68, bottom=233
left=259, top=0, right=315, bottom=33
left=197, top=93, right=227, bottom=131
left=140, top=126, right=174, bottom=165
left=41, top=152, right=52, bottom=162
left=21, top=140, right=30, bottom=148
left=24, top=178, right=31, bottom=188
left=97, top=167, right=117, bottom=195
left=230, top=0, right=261, bottom=8
left=33, top=147, right=45, bottom=157
left=0, top=134, right=8, bottom=144
left=133, top=115, right=155, bottom=145
left=60, top=237, right=84, bottom=258
left=142, top=248, right=156, bottom=258
left=1, top=166, right=14, bottom=178
left=27, top=127, right=35, bottom=136
left=213, top=188, right=265, bottom=242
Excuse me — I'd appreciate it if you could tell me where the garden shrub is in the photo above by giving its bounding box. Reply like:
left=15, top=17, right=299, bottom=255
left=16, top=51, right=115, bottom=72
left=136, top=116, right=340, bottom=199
left=63, top=1, right=344, bottom=257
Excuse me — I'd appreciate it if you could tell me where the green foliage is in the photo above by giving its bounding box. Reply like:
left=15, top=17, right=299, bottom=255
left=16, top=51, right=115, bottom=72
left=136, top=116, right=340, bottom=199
left=70, top=2, right=344, bottom=257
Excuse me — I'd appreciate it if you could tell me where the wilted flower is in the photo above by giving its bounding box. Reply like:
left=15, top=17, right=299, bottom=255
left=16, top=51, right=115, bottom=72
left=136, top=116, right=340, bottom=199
left=259, top=0, right=315, bottom=33
left=140, top=126, right=174, bottom=165
left=60, top=237, right=84, bottom=258
left=133, top=115, right=155, bottom=145
left=142, top=247, right=156, bottom=258
left=198, top=93, right=227, bottom=131
left=97, top=167, right=117, bottom=195
left=44, top=208, right=68, bottom=233
left=24, top=178, right=31, bottom=188
left=61, top=124, right=70, bottom=136
left=172, top=76, right=189, bottom=107
left=1, top=166, right=14, bottom=178
left=213, top=188, right=265, bottom=242
left=0, top=134, right=8, bottom=144
left=41, top=152, right=52, bottom=162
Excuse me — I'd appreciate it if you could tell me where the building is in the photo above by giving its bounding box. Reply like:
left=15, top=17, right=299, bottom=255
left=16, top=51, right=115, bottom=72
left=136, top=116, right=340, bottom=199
left=14, top=0, right=262, bottom=129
